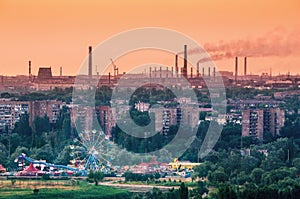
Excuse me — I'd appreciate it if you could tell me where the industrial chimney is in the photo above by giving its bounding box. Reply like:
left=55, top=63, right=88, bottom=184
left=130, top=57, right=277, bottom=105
left=108, top=72, right=111, bottom=86
left=160, top=66, right=162, bottom=79
left=60, top=67, right=62, bottom=77
left=213, top=67, right=216, bottom=77
left=208, top=67, right=211, bottom=77
left=28, top=60, right=32, bottom=78
left=166, top=67, right=169, bottom=78
left=183, top=45, right=188, bottom=78
left=202, top=67, right=205, bottom=77
left=88, top=46, right=92, bottom=77
left=175, top=54, right=178, bottom=77
left=197, top=62, right=200, bottom=77
left=190, top=67, right=193, bottom=78
left=244, top=57, right=247, bottom=76
left=235, top=57, right=238, bottom=83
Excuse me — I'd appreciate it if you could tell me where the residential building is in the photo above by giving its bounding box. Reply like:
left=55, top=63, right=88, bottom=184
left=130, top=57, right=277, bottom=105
left=242, top=108, right=285, bottom=140
left=0, top=100, right=62, bottom=132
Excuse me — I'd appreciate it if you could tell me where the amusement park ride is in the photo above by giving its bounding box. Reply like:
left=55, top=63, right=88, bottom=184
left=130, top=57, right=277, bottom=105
left=16, top=130, right=115, bottom=176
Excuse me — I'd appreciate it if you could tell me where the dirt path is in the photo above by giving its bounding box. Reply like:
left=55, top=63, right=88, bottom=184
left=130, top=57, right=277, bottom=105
left=100, top=181, right=179, bottom=193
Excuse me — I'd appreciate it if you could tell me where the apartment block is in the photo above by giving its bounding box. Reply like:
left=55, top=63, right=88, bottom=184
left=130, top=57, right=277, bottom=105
left=0, top=100, right=62, bottom=132
left=242, top=108, right=285, bottom=140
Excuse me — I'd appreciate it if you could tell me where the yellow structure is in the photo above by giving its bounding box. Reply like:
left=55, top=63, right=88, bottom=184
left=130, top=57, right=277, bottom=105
left=168, top=160, right=201, bottom=170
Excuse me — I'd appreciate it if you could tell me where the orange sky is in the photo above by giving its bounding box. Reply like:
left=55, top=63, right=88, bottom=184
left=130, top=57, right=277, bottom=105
left=0, top=0, right=300, bottom=76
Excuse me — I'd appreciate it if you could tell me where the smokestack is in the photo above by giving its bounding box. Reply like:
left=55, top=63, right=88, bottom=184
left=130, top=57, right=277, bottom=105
left=244, top=57, right=247, bottom=76
left=235, top=57, right=238, bottom=83
left=154, top=67, right=157, bottom=78
left=88, top=46, right=92, bottom=77
left=160, top=66, right=162, bottom=79
left=149, top=67, right=152, bottom=79
left=171, top=67, right=174, bottom=78
left=202, top=67, right=205, bottom=77
left=213, top=67, right=216, bottom=77
left=28, top=61, right=32, bottom=78
left=197, top=62, right=200, bottom=77
left=60, top=67, right=62, bottom=76
left=166, top=67, right=169, bottom=78
left=108, top=72, right=111, bottom=86
left=208, top=67, right=211, bottom=77
left=183, top=45, right=188, bottom=78
left=190, top=67, right=193, bottom=78
left=175, top=54, right=178, bottom=76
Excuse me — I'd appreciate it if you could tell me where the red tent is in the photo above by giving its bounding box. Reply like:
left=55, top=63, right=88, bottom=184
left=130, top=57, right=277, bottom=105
left=18, top=163, right=40, bottom=176
left=0, top=164, right=6, bottom=173
left=139, top=162, right=148, bottom=167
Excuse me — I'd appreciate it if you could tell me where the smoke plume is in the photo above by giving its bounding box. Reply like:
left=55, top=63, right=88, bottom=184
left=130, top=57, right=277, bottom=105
left=187, top=27, right=300, bottom=63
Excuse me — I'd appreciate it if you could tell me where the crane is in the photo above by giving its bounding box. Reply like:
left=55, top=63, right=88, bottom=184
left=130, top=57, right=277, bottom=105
left=110, top=58, right=119, bottom=78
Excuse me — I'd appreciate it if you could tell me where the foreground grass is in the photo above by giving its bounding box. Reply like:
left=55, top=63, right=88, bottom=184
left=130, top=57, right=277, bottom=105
left=0, top=184, right=131, bottom=199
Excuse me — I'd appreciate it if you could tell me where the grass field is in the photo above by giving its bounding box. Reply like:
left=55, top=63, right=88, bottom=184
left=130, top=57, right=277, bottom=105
left=118, top=180, right=198, bottom=187
left=0, top=180, right=131, bottom=199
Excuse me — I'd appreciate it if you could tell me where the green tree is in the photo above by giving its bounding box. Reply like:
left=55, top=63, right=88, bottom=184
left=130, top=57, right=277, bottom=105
left=31, top=144, right=54, bottom=163
left=0, top=143, right=8, bottom=167
left=12, top=113, right=32, bottom=146
left=9, top=133, right=21, bottom=156
left=54, top=145, right=71, bottom=165
left=194, top=161, right=214, bottom=178
left=32, top=115, right=51, bottom=147
left=250, top=168, right=264, bottom=185
left=179, top=182, right=188, bottom=199
left=216, top=183, right=237, bottom=199
left=292, top=158, right=300, bottom=174
left=240, top=156, right=260, bottom=174
left=208, top=167, right=228, bottom=184
left=190, top=181, right=208, bottom=199
left=152, top=187, right=164, bottom=199
left=88, top=170, right=104, bottom=186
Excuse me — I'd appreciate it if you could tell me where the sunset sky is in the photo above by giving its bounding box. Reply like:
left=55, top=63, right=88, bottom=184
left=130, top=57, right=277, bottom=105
left=0, top=0, right=300, bottom=76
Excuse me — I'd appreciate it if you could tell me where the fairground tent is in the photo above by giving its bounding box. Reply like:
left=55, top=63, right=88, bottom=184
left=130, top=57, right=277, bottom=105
left=0, top=164, right=6, bottom=173
left=18, top=163, right=41, bottom=176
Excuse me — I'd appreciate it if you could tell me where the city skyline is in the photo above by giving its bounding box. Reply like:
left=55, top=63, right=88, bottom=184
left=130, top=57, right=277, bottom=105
left=0, top=0, right=300, bottom=76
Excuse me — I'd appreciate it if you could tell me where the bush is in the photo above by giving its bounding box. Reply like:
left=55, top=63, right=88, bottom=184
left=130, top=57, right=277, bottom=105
left=88, top=170, right=104, bottom=186
left=33, top=188, right=39, bottom=195
left=11, top=179, right=16, bottom=186
left=42, top=174, right=50, bottom=180
left=124, top=171, right=156, bottom=182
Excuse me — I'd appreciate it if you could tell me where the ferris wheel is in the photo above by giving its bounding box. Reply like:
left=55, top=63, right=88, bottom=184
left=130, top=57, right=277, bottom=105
left=72, top=129, right=115, bottom=172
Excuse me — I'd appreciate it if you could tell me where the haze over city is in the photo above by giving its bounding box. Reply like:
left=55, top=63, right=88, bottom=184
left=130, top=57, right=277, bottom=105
left=2, top=1, right=300, bottom=198
left=1, top=0, right=300, bottom=76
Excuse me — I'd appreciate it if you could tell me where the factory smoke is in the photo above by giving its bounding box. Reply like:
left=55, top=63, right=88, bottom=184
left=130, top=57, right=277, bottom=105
left=186, top=27, right=300, bottom=62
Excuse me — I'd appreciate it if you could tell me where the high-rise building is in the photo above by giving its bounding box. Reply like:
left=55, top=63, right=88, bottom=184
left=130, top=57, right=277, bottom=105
left=151, top=107, right=177, bottom=135
left=0, top=100, right=62, bottom=132
left=95, top=106, right=116, bottom=136
left=0, top=101, right=29, bottom=132
left=70, top=106, right=94, bottom=133
left=151, top=105, right=199, bottom=135
left=242, top=108, right=285, bottom=140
